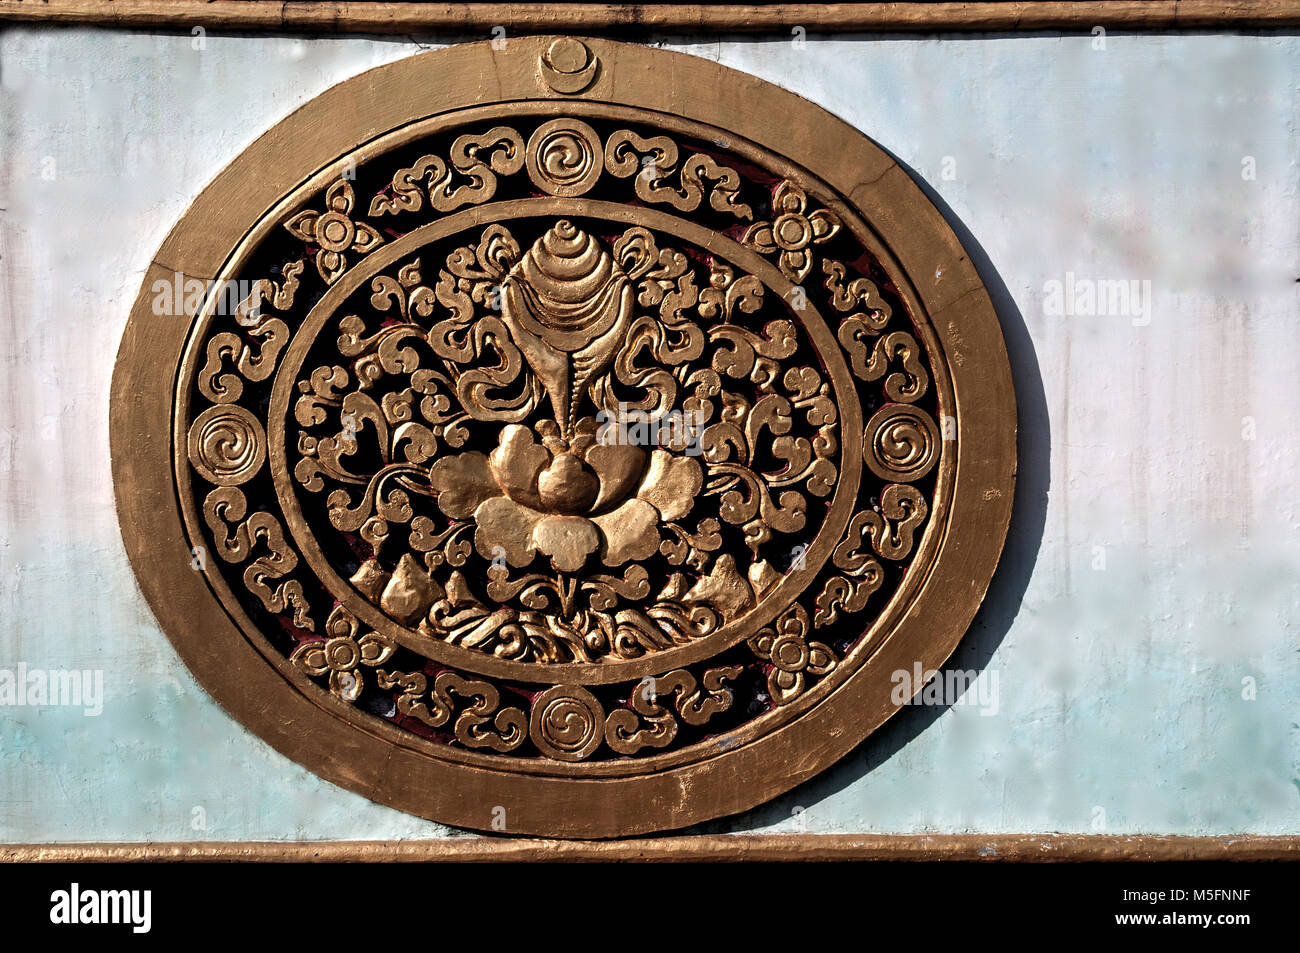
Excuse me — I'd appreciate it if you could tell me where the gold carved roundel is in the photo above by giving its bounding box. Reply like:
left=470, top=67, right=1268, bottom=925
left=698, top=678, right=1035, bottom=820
left=112, top=37, right=1015, bottom=837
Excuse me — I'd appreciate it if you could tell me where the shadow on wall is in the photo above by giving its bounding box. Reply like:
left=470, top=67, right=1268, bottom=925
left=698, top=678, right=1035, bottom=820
left=690, top=150, right=1052, bottom=835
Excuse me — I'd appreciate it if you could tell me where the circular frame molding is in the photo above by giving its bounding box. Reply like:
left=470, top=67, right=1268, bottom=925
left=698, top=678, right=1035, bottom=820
left=111, top=36, right=1016, bottom=838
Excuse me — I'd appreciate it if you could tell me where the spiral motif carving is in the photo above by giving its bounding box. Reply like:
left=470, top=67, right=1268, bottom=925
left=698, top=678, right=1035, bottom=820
left=525, top=118, right=603, bottom=196
left=864, top=403, right=940, bottom=483
left=188, top=404, right=266, bottom=486
left=530, top=685, right=605, bottom=761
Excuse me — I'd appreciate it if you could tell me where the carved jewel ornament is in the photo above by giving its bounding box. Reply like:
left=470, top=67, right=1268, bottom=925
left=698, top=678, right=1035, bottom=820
left=113, top=37, right=1015, bottom=837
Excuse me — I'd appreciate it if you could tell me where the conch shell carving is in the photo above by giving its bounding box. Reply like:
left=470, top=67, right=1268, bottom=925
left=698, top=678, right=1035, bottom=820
left=500, top=221, right=634, bottom=436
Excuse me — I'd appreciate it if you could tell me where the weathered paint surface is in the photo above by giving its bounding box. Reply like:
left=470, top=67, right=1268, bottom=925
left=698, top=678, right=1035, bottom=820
left=0, top=28, right=1296, bottom=840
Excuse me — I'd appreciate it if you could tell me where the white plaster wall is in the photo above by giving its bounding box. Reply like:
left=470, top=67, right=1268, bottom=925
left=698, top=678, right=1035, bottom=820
left=0, top=26, right=1296, bottom=840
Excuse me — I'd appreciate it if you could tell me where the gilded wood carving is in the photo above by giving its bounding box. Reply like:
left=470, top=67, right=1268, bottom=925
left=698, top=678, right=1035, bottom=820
left=112, top=37, right=1016, bottom=837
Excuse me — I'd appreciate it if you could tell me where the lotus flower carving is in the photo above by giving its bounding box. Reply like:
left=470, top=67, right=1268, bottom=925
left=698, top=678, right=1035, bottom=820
left=428, top=421, right=702, bottom=572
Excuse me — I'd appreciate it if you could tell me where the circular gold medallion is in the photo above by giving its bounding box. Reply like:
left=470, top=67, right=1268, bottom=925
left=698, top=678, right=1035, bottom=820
left=112, top=37, right=1015, bottom=837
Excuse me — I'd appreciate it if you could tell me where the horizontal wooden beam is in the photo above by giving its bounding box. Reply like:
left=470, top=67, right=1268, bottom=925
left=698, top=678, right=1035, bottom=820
left=1, top=2, right=1299, bottom=35
left=4, top=834, right=1298, bottom=862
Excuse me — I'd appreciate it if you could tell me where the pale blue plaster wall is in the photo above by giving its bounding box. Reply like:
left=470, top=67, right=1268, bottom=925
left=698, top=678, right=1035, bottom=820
left=0, top=27, right=1296, bottom=840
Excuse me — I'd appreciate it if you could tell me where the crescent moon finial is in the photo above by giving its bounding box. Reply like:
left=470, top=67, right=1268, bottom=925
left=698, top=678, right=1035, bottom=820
left=540, top=38, right=599, bottom=94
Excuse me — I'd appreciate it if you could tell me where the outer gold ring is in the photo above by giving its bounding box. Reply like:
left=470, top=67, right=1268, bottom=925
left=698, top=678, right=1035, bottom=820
left=111, top=36, right=1016, bottom=837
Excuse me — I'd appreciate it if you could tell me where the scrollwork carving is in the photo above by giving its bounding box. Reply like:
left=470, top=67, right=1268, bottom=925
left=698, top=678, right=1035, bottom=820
left=605, top=130, right=753, bottom=221
left=369, top=126, right=526, bottom=218
left=604, top=665, right=743, bottom=755
left=814, top=484, right=928, bottom=628
left=201, top=487, right=314, bottom=631
left=197, top=318, right=291, bottom=405
left=376, top=669, right=528, bottom=751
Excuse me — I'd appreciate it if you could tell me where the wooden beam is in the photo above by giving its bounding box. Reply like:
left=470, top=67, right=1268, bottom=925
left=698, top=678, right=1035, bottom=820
left=4, top=834, right=1298, bottom=862
left=1, top=2, right=1299, bottom=35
